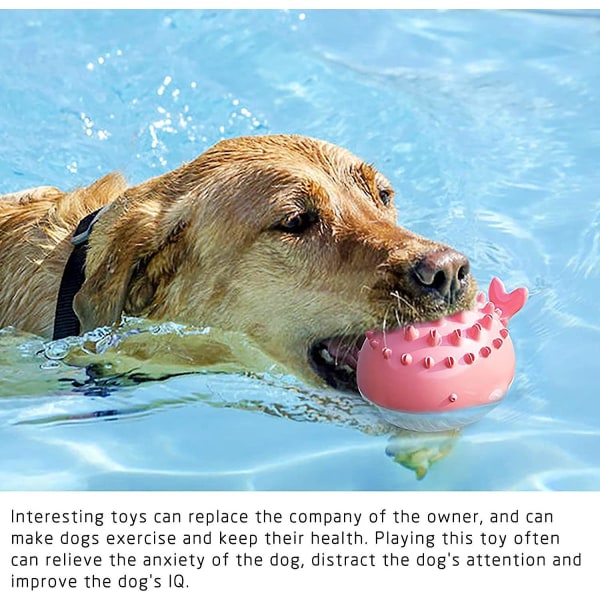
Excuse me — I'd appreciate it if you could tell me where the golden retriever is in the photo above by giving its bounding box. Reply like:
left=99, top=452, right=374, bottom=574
left=0, top=135, right=475, bottom=391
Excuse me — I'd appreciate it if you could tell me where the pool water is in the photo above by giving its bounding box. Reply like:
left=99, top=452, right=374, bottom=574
left=1, top=9, right=599, bottom=490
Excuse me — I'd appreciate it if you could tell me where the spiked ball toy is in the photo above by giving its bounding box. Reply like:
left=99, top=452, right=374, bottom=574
left=357, top=278, right=528, bottom=432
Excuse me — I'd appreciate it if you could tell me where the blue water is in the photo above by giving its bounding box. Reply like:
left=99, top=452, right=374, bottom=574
left=1, top=9, right=599, bottom=490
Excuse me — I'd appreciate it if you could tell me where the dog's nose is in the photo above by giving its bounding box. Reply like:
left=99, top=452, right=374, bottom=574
left=412, top=248, right=470, bottom=303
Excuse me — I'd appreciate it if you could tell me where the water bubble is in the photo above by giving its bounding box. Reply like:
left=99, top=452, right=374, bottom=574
left=44, top=340, right=69, bottom=361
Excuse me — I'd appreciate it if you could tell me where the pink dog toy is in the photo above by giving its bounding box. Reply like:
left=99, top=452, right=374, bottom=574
left=357, top=278, right=528, bottom=432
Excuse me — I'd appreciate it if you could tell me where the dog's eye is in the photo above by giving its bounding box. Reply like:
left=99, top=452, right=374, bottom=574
left=275, top=211, right=317, bottom=234
left=379, top=189, right=392, bottom=206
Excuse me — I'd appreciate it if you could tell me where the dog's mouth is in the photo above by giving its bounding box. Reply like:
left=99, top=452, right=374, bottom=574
left=308, top=336, right=365, bottom=393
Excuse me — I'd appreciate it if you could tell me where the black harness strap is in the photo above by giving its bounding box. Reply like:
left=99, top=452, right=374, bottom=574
left=52, top=208, right=104, bottom=340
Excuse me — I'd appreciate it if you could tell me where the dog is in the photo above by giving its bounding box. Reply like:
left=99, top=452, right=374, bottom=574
left=0, top=135, right=476, bottom=392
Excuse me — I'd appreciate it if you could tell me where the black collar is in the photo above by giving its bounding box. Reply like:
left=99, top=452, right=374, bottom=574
left=52, top=207, right=105, bottom=340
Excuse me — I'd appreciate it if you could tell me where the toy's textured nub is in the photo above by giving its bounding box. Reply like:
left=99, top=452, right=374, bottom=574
left=357, top=278, right=528, bottom=432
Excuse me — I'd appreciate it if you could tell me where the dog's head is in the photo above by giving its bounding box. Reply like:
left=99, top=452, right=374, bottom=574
left=75, top=135, right=476, bottom=391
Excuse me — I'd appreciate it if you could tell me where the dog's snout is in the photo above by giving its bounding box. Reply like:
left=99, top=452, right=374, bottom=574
left=412, top=248, right=470, bottom=303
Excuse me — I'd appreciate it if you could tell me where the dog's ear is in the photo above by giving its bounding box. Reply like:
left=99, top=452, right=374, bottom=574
left=73, top=187, right=188, bottom=334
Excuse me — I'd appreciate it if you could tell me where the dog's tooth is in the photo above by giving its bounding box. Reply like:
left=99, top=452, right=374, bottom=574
left=320, top=348, right=335, bottom=364
left=340, top=364, right=355, bottom=375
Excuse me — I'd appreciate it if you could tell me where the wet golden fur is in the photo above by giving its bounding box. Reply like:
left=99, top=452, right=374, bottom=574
left=0, top=135, right=475, bottom=385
